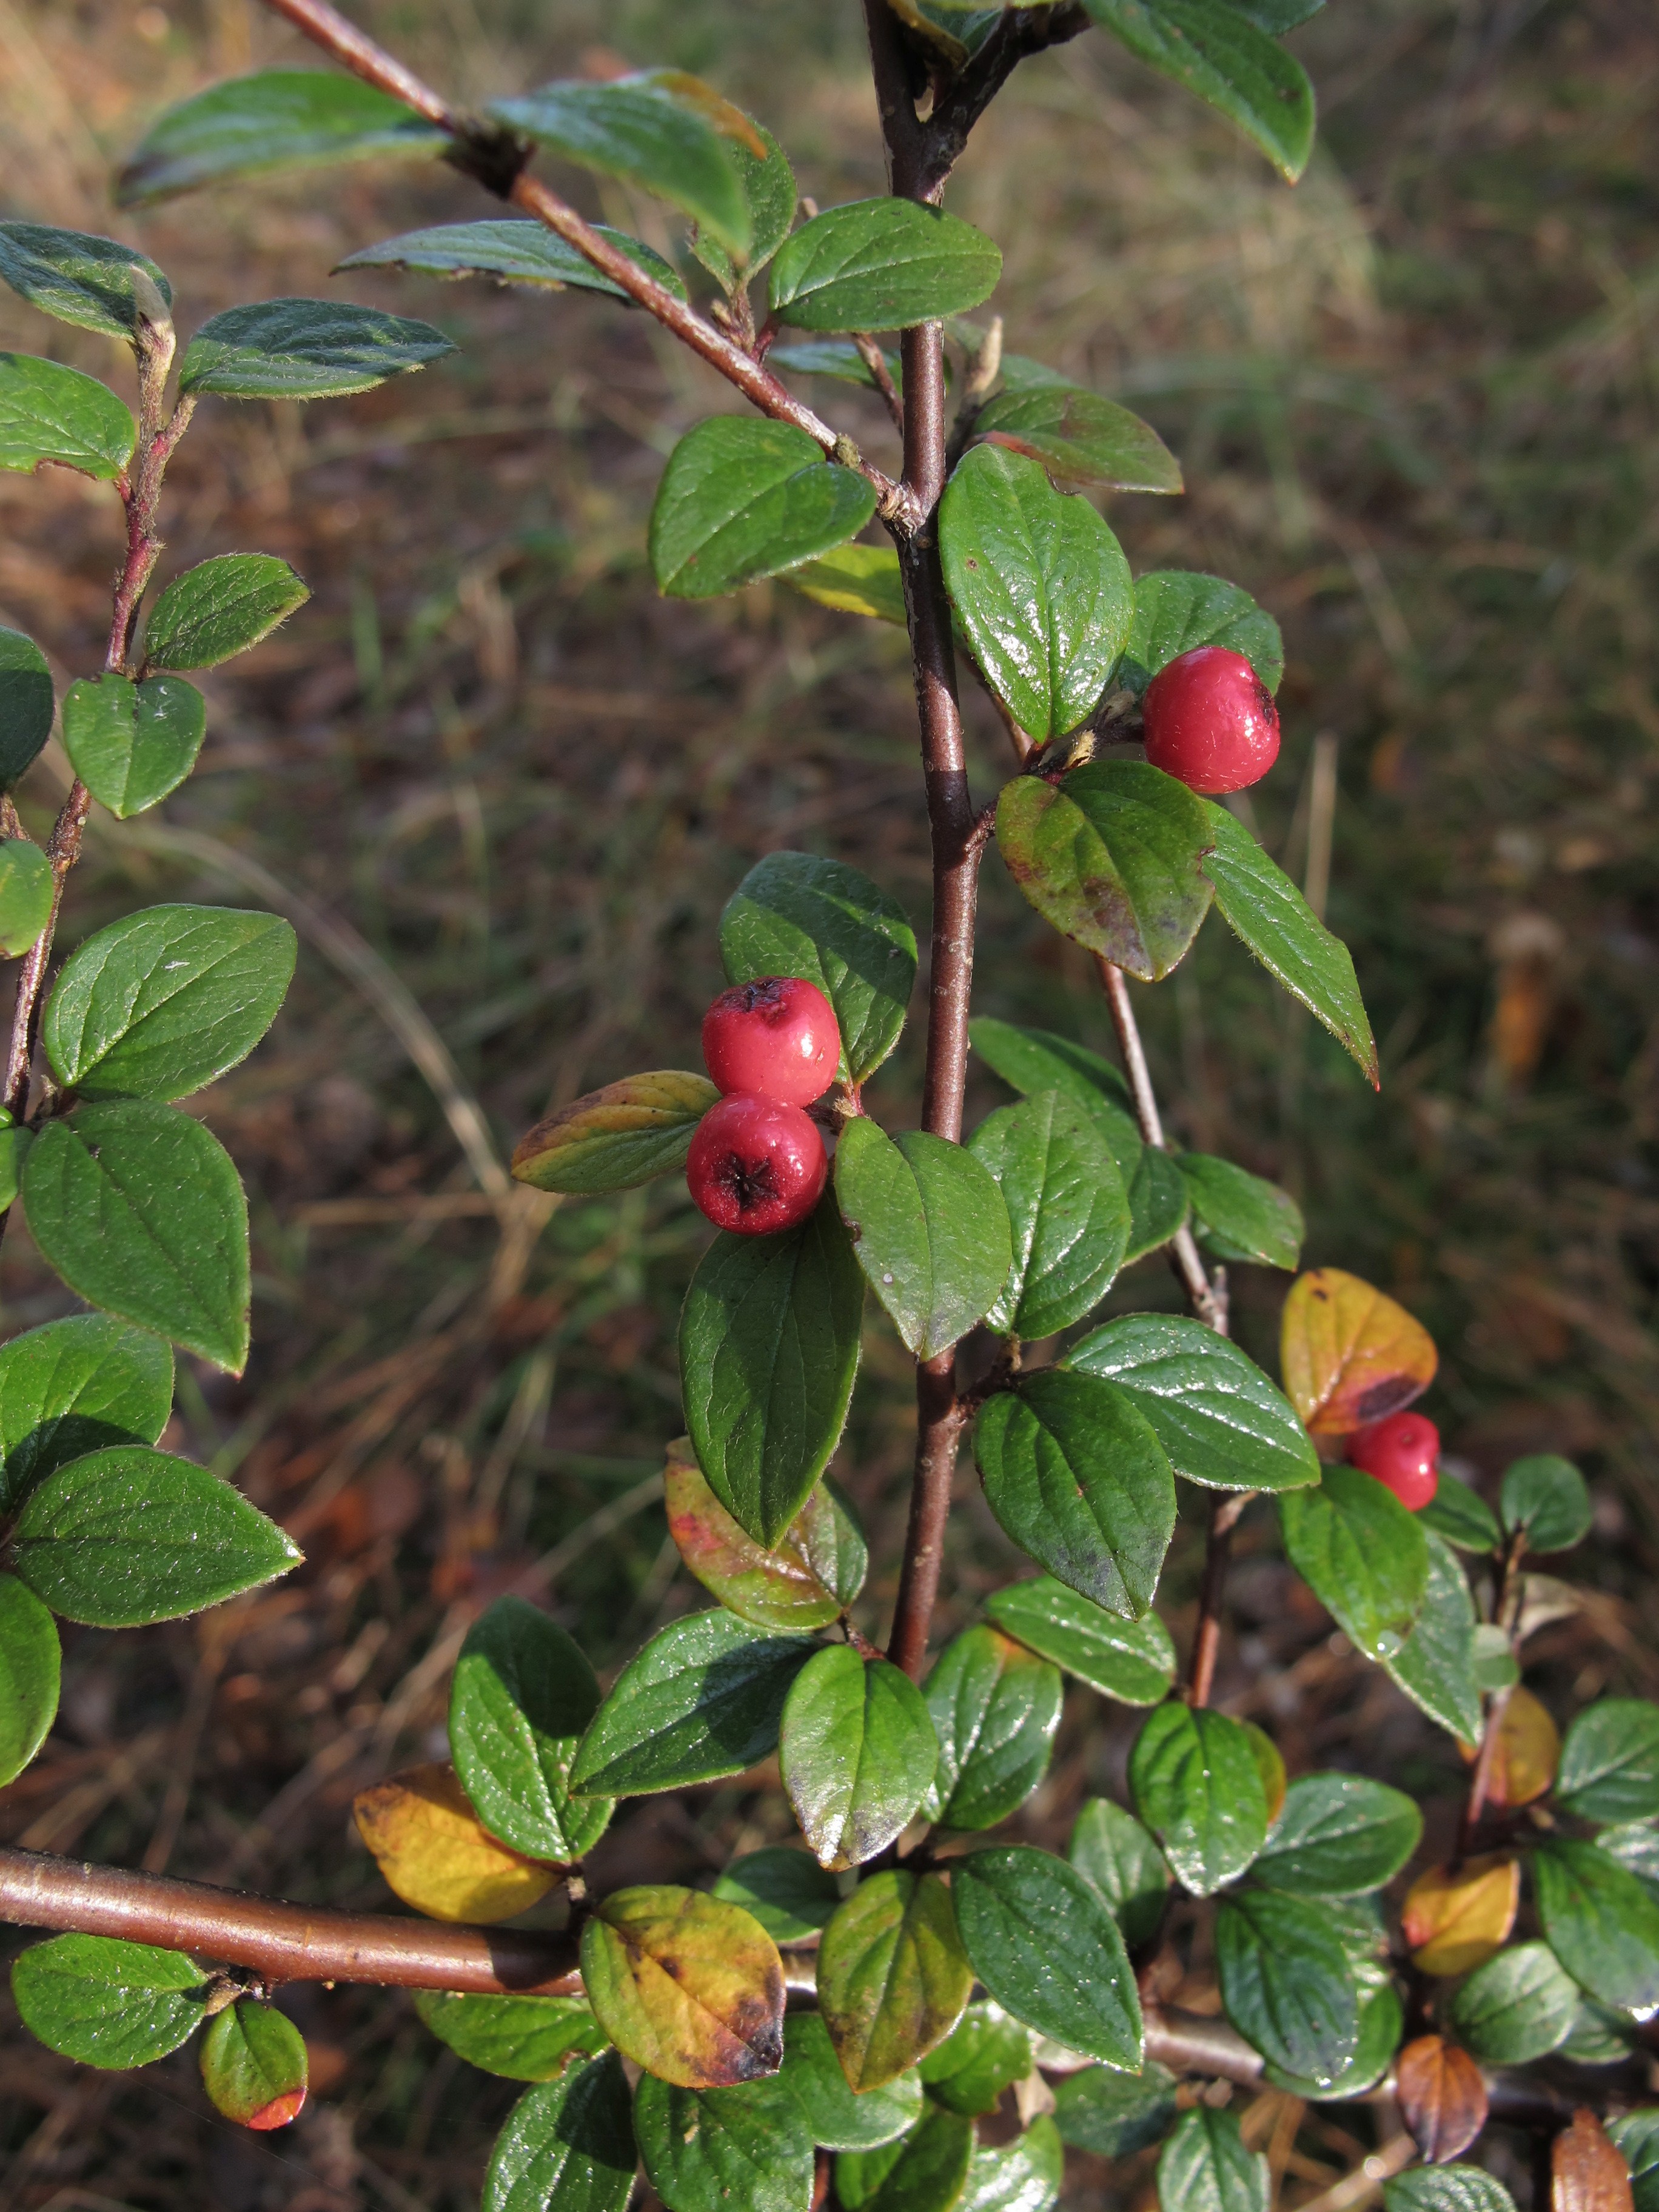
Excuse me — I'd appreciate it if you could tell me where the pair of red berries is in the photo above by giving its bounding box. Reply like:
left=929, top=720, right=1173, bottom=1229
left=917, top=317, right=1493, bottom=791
left=1348, top=1410, right=1439, bottom=1512
left=686, top=976, right=841, bottom=1235
left=1142, top=645, right=1279, bottom=796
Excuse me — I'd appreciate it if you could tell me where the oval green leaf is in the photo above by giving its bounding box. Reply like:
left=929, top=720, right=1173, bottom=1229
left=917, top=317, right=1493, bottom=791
left=0, top=353, right=135, bottom=481
left=968, top=1091, right=1131, bottom=1339
left=60, top=672, right=207, bottom=819
left=1444, top=1940, right=1578, bottom=2065
left=1558, top=1701, right=1659, bottom=1825
left=780, top=1645, right=937, bottom=1871
left=1068, top=1797, right=1171, bottom=1948
left=482, top=2051, right=637, bottom=2212
left=511, top=1070, right=719, bottom=1195
left=1534, top=1838, right=1659, bottom=2014
left=179, top=297, right=454, bottom=402
left=338, top=218, right=687, bottom=302
left=1157, top=2106, right=1269, bottom=2212
left=0, top=223, right=173, bottom=337
left=650, top=417, right=877, bottom=601
left=1384, top=2171, right=1518, bottom=2212
left=835, top=1119, right=1011, bottom=1360
left=143, top=553, right=309, bottom=672
left=780, top=2008, right=922, bottom=2149
left=1178, top=1152, right=1304, bottom=1270
left=769, top=199, right=1001, bottom=332
left=714, top=1849, right=842, bottom=1947
left=953, top=1845, right=1144, bottom=2071
left=974, top=382, right=1182, bottom=496
left=837, top=2104, right=975, bottom=2212
left=12, top=1933, right=207, bottom=2067
left=0, top=1573, right=59, bottom=1786
left=0, top=839, right=51, bottom=959
left=1419, top=1470, right=1501, bottom=1554
left=635, top=2069, right=814, bottom=2212
left=0, top=626, right=54, bottom=787
left=116, top=71, right=448, bottom=206
left=922, top=1623, right=1063, bottom=1831
left=414, top=1990, right=607, bottom=2082
left=958, top=2114, right=1064, bottom=2212
left=984, top=1577, right=1175, bottom=1706
left=1118, top=568, right=1284, bottom=698
left=1053, top=2059, right=1179, bottom=2156
left=199, top=1998, right=308, bottom=2129
left=0, top=1313, right=172, bottom=1517
left=917, top=2002, right=1031, bottom=2117
left=1279, top=1466, right=1429, bottom=1660
left=1253, top=1772, right=1423, bottom=1896
left=449, top=1596, right=612, bottom=1862
left=1215, top=1888, right=1359, bottom=2087
left=1382, top=1529, right=1483, bottom=1749
left=817, top=1869, right=973, bottom=2092
left=1130, top=1701, right=1269, bottom=1895
left=1499, top=1452, right=1592, bottom=1553
left=1082, top=0, right=1315, bottom=180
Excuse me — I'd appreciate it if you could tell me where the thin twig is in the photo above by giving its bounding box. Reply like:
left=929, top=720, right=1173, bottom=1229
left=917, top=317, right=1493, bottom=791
left=853, top=333, right=905, bottom=432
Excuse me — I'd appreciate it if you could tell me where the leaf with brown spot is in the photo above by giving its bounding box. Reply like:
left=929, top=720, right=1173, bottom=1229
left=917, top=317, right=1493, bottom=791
left=664, top=1436, right=865, bottom=1634
left=511, top=1070, right=719, bottom=1195
left=1480, top=1686, right=1560, bottom=1808
left=1553, top=2110, right=1635, bottom=2212
left=1281, top=1268, right=1438, bottom=1438
left=578, top=1885, right=785, bottom=2089
left=1396, top=2035, right=1487, bottom=2165
left=816, top=1869, right=973, bottom=2091
left=352, top=1764, right=559, bottom=1924
left=1403, top=1857, right=1520, bottom=1977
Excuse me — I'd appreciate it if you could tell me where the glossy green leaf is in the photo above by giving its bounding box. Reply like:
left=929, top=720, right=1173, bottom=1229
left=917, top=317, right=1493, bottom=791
left=679, top=1193, right=863, bottom=1547
left=691, top=122, right=797, bottom=288
left=1158, top=2105, right=1268, bottom=2212
left=1383, top=2171, right=1518, bottom=2212
left=0, top=354, right=134, bottom=481
left=414, top=1991, right=607, bottom=2082
left=483, top=2053, right=637, bottom=2212
left=12, top=1934, right=208, bottom=2066
left=837, top=2105, right=975, bottom=2212
left=143, top=553, right=309, bottom=672
left=179, top=298, right=454, bottom=401
left=0, top=626, right=54, bottom=787
left=1279, top=1466, right=1428, bottom=1659
left=1053, top=2059, right=1179, bottom=2156
left=1254, top=1774, right=1423, bottom=1896
left=0, top=223, right=173, bottom=337
left=1499, top=1453, right=1592, bottom=1552
left=1202, top=802, right=1378, bottom=1084
left=985, top=1577, right=1175, bottom=1706
left=1130, top=1700, right=1269, bottom=1895
left=1534, top=1838, right=1659, bottom=2013
left=973, top=382, right=1181, bottom=495
left=651, top=417, right=876, bottom=600
left=1419, top=1470, right=1501, bottom=1554
left=968, top=1091, right=1130, bottom=1341
left=782, top=542, right=908, bottom=625
left=1119, top=568, right=1283, bottom=697
left=449, top=1597, right=612, bottom=1862
left=635, top=2069, right=814, bottom=2212
left=569, top=1607, right=814, bottom=1798
left=667, top=1438, right=863, bottom=1633
left=11, top=1445, right=299, bottom=1627
left=1083, top=0, right=1314, bottom=179
left=953, top=1845, right=1142, bottom=2070
left=512, top=1071, right=719, bottom=1195
left=489, top=74, right=757, bottom=258
left=1559, top=1994, right=1638, bottom=2063
left=834, top=1119, right=1011, bottom=1359
left=975, top=1370, right=1176, bottom=1618
left=922, top=1624, right=1063, bottom=1831
left=721, top=851, right=916, bottom=1086
left=1067, top=1312, right=1318, bottom=1493
left=778, top=2009, right=922, bottom=2149
left=1470, top=1624, right=1520, bottom=1694
left=199, top=1999, right=308, bottom=2128
left=0, top=1119, right=30, bottom=1211
left=940, top=444, right=1133, bottom=743
left=917, top=2002, right=1031, bottom=2117
left=781, top=1646, right=937, bottom=1871
left=0, top=1574, right=59, bottom=1786
left=714, top=1850, right=842, bottom=1946
left=0, top=1314, right=172, bottom=1517
left=45, top=903, right=295, bottom=1100
left=1179, top=1153, right=1303, bottom=1270
left=771, top=338, right=903, bottom=390
left=1215, top=1888, right=1359, bottom=2086
left=0, top=840, right=50, bottom=958
left=1558, top=1702, right=1659, bottom=1823
left=1608, top=2114, right=1659, bottom=2212
left=22, top=1101, right=250, bottom=1373
left=1382, top=1529, right=1483, bottom=1748
left=959, top=2116, right=1064, bottom=2212
left=816, top=1870, right=973, bottom=2091
left=580, top=1885, right=784, bottom=2089
left=338, top=219, right=687, bottom=302
left=1591, top=1823, right=1659, bottom=1900
left=116, top=72, right=447, bottom=206
left=997, top=761, right=1215, bottom=982
left=1068, top=1797, right=1171, bottom=1948
left=1444, top=1940, right=1578, bottom=2065
left=59, top=673, right=206, bottom=819
left=769, top=199, right=1000, bottom=332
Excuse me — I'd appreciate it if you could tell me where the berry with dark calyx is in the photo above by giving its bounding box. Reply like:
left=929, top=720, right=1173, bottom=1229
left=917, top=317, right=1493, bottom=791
left=1142, top=645, right=1280, bottom=795
left=1348, top=1410, right=1440, bottom=1511
left=703, top=975, right=840, bottom=1106
left=686, top=1092, right=828, bottom=1235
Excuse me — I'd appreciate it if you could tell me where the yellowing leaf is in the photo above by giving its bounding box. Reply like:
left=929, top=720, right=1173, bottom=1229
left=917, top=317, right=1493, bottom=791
left=1242, top=1722, right=1286, bottom=1827
left=511, top=1070, right=718, bottom=1195
left=1280, top=1267, right=1438, bottom=1438
left=1481, top=1686, right=1560, bottom=1809
left=579, top=1885, right=785, bottom=2089
left=1403, top=1855, right=1520, bottom=1977
left=353, top=1763, right=558, bottom=1924
left=664, top=1436, right=861, bottom=1633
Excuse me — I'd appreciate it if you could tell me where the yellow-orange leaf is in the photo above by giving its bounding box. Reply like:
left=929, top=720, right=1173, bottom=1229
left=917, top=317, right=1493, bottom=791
left=1403, top=1855, right=1520, bottom=1976
left=1280, top=1267, right=1438, bottom=1438
left=1478, top=1685, right=1560, bottom=1808
left=665, top=1436, right=859, bottom=1633
left=354, top=1763, right=558, bottom=1924
left=580, top=1884, right=785, bottom=2089
left=511, top=1070, right=718, bottom=1195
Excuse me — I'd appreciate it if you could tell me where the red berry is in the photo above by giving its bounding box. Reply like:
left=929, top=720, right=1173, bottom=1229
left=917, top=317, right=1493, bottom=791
left=1347, top=1411, right=1439, bottom=1511
left=703, top=976, right=840, bottom=1107
left=686, top=1092, right=828, bottom=1235
left=1142, top=645, right=1281, bottom=795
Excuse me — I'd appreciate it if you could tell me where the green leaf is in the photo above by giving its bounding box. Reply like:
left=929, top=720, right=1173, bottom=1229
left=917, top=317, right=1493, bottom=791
left=1201, top=802, right=1378, bottom=1084
left=953, top=1845, right=1143, bottom=2070
left=143, top=553, right=309, bottom=672
left=917, top=2002, right=1031, bottom=2117
left=1053, top=2059, right=1179, bottom=2156
left=1130, top=1701, right=1269, bottom=1895
left=968, top=1093, right=1130, bottom=1339
left=116, top=72, right=449, bottom=206
left=0, top=223, right=173, bottom=338
left=1119, top=568, right=1284, bottom=697
left=179, top=298, right=454, bottom=402
left=12, top=1933, right=209, bottom=2066
left=1444, top=1940, right=1578, bottom=2065
left=414, top=1991, right=607, bottom=2082
left=0, top=626, right=54, bottom=787
left=1157, top=2106, right=1269, bottom=2212
left=0, top=354, right=135, bottom=481
left=449, top=1597, right=612, bottom=1862
left=1215, top=1888, right=1359, bottom=2086
left=1558, top=1702, right=1659, bottom=1824
left=338, top=218, right=686, bottom=302
left=1592, top=1823, right=1659, bottom=1899
left=1279, top=1466, right=1428, bottom=1660
left=782, top=543, right=908, bottom=626
left=816, top=1869, right=973, bottom=2090
left=1499, top=1453, right=1592, bottom=1552
left=0, top=1574, right=58, bottom=1786
left=973, top=383, right=1182, bottom=496
left=769, top=199, right=1001, bottom=332
left=770, top=338, right=903, bottom=390
left=1560, top=1994, right=1638, bottom=2064
left=11, top=1445, right=300, bottom=1626
left=489, top=74, right=757, bottom=257
left=580, top=1886, right=784, bottom=2089
left=779, top=2009, right=923, bottom=2149
left=45, top=903, right=295, bottom=1100
left=635, top=2070, right=814, bottom=2212
left=199, top=1999, right=308, bottom=2128
left=1535, top=1838, right=1659, bottom=2013
left=22, top=1101, right=250, bottom=1373
left=1384, top=2171, right=1518, bottom=2212
left=1609, top=2115, right=1659, bottom=2212
left=940, top=444, right=1134, bottom=743
left=1067, top=1313, right=1319, bottom=1493
left=1082, top=0, right=1315, bottom=181
left=1253, top=1774, right=1421, bottom=1897
left=996, top=762, right=1215, bottom=982
left=974, top=1370, right=1176, bottom=1618
left=1178, top=1153, right=1303, bottom=1270
left=1264, top=1971, right=1402, bottom=2102
left=0, top=840, right=50, bottom=958
left=691, top=122, right=797, bottom=288
left=650, top=417, right=877, bottom=600
left=0, top=1118, right=30, bottom=1210
left=959, top=2116, right=1064, bottom=2212
left=668, top=1438, right=863, bottom=1633
left=483, top=2052, right=637, bottom=2212
left=720, top=851, right=917, bottom=1086
left=922, top=1624, right=1062, bottom=1831
left=780, top=1646, right=937, bottom=1871
left=834, top=1119, right=1011, bottom=1359
left=0, top=1313, right=173, bottom=1517
left=985, top=1577, right=1175, bottom=1706
left=837, top=2105, right=975, bottom=2212
left=59, top=673, right=207, bottom=819
left=679, top=1194, right=864, bottom=1547
left=512, top=1071, right=720, bottom=1195
left=1382, top=1530, right=1482, bottom=1748
left=714, top=1849, right=842, bottom=1946
left=1419, top=1470, right=1501, bottom=1554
